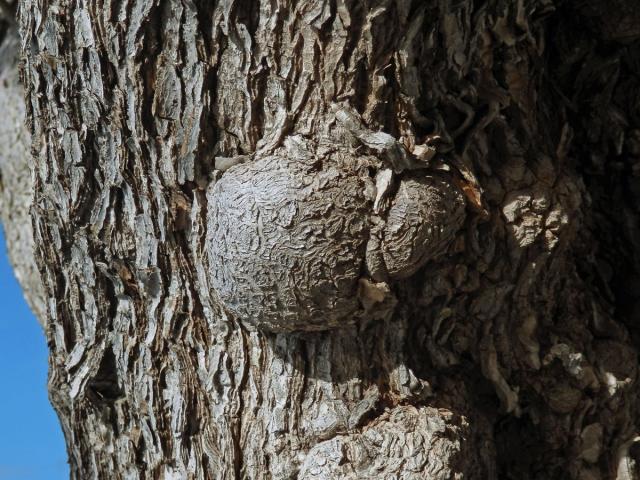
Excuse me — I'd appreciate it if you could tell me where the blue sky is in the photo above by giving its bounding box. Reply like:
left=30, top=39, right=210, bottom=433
left=0, top=229, right=68, bottom=479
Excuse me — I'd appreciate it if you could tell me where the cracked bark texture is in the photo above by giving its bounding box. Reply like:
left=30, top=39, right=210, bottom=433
left=7, top=0, right=640, bottom=478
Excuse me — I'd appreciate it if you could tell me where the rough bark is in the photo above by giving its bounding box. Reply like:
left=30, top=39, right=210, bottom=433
left=5, top=0, right=640, bottom=478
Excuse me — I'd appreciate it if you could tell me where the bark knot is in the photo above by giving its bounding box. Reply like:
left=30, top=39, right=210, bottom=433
left=207, top=149, right=465, bottom=332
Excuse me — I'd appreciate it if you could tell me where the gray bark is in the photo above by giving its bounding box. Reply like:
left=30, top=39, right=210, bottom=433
left=2, top=0, right=640, bottom=478
left=0, top=9, right=45, bottom=323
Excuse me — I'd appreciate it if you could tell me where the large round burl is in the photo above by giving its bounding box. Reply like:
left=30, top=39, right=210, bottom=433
left=208, top=156, right=370, bottom=332
left=381, top=175, right=465, bottom=280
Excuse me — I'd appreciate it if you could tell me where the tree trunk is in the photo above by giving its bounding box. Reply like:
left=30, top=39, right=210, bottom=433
left=5, top=0, right=640, bottom=478
left=0, top=2, right=45, bottom=322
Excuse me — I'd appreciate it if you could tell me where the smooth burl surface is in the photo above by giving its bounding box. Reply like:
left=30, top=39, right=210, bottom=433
left=379, top=174, right=466, bottom=280
left=209, top=153, right=371, bottom=332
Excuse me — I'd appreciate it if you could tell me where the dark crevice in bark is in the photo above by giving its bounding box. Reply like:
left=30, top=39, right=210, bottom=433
left=249, top=57, right=270, bottom=151
left=87, top=346, right=124, bottom=404
left=350, top=57, right=369, bottom=116
left=138, top=4, right=163, bottom=139
left=550, top=0, right=640, bottom=358
left=494, top=414, right=551, bottom=479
